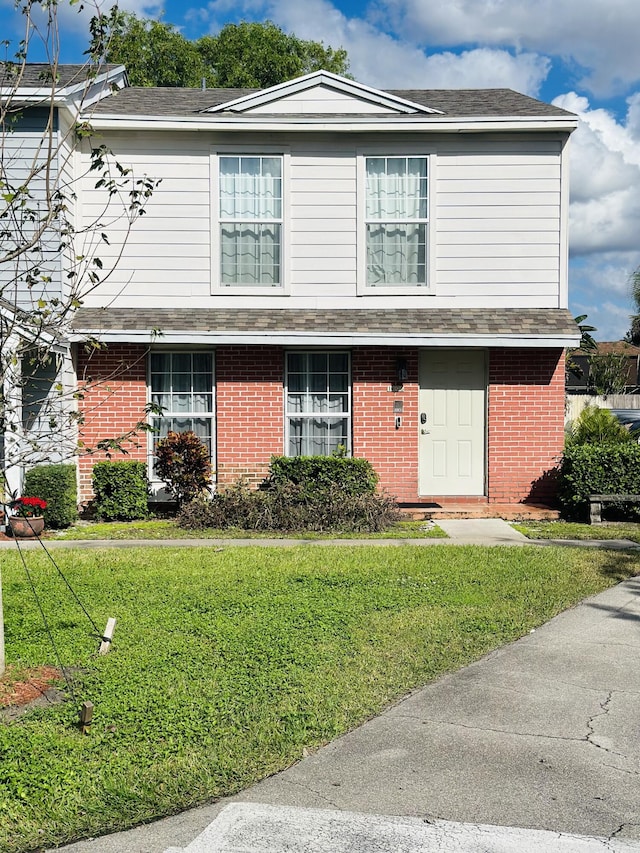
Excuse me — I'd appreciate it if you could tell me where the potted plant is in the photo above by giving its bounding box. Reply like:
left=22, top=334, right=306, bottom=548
left=8, top=496, right=48, bottom=538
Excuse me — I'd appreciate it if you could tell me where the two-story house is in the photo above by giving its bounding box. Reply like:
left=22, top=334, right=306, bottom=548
left=6, top=68, right=580, bottom=509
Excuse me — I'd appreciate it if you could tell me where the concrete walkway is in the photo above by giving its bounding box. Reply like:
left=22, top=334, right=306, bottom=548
left=51, top=545, right=640, bottom=853
left=4, top=517, right=639, bottom=549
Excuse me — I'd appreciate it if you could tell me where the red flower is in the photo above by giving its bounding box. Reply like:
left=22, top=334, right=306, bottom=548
left=11, top=496, right=47, bottom=518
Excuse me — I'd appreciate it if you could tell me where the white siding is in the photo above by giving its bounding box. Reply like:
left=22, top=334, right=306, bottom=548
left=434, top=144, right=562, bottom=301
left=79, top=130, right=567, bottom=310
left=249, top=87, right=396, bottom=114
left=79, top=131, right=212, bottom=298
left=0, top=107, right=63, bottom=308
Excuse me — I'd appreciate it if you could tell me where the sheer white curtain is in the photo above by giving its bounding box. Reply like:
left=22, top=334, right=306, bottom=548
left=366, top=157, right=427, bottom=285
left=286, top=353, right=350, bottom=456
left=220, top=156, right=281, bottom=285
left=149, top=352, right=215, bottom=475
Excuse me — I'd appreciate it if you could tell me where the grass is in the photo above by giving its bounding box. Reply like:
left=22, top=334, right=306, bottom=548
left=48, top=518, right=447, bottom=540
left=0, top=543, right=637, bottom=851
left=514, top=520, right=640, bottom=542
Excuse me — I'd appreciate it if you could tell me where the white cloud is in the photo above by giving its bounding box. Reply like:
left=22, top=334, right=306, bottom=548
left=378, top=0, right=640, bottom=97
left=406, top=49, right=550, bottom=93
left=27, top=0, right=163, bottom=40
left=553, top=91, right=640, bottom=338
left=203, top=0, right=549, bottom=93
left=554, top=92, right=640, bottom=255
left=570, top=253, right=640, bottom=340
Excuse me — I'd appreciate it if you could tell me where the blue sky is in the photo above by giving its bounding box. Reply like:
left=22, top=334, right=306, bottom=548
left=2, top=0, right=640, bottom=341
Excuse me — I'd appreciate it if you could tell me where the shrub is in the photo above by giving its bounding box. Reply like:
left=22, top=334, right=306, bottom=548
left=566, top=404, right=633, bottom=448
left=264, top=455, right=378, bottom=497
left=92, top=461, right=149, bottom=521
left=155, top=431, right=212, bottom=506
left=177, top=480, right=401, bottom=533
left=177, top=483, right=260, bottom=531
left=558, top=443, right=640, bottom=519
left=24, top=464, right=78, bottom=528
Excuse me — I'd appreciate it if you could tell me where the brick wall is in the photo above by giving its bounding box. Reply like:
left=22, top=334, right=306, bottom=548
left=487, top=347, right=565, bottom=504
left=215, top=346, right=284, bottom=487
left=352, top=348, right=419, bottom=502
left=76, top=344, right=148, bottom=501
left=73, top=343, right=566, bottom=507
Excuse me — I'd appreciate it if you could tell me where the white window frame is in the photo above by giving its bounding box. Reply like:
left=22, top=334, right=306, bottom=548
left=211, top=147, right=290, bottom=294
left=147, top=349, right=216, bottom=486
left=356, top=151, right=436, bottom=295
left=284, top=350, right=352, bottom=457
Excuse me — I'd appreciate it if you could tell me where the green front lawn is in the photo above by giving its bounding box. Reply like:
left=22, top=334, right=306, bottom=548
left=48, top=519, right=446, bottom=540
left=514, top=520, right=640, bottom=542
left=1, top=544, right=637, bottom=851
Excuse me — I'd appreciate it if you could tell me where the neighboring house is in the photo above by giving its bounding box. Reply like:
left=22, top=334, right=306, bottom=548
left=0, top=63, right=127, bottom=497
left=6, top=67, right=581, bottom=507
left=567, top=341, right=640, bottom=394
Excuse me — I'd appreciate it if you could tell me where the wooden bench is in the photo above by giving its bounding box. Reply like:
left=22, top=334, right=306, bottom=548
left=589, top=494, right=640, bottom=524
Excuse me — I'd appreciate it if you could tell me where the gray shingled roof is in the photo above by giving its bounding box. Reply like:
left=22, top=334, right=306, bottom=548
left=1, top=63, right=123, bottom=89
left=390, top=89, right=573, bottom=117
left=88, top=86, right=574, bottom=118
left=71, top=307, right=578, bottom=338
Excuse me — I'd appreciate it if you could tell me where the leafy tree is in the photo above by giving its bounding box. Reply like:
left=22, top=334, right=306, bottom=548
left=574, top=314, right=598, bottom=354
left=566, top=314, right=597, bottom=381
left=587, top=351, right=632, bottom=395
left=105, top=16, right=350, bottom=88
left=104, top=10, right=212, bottom=88
left=197, top=21, right=350, bottom=88
left=627, top=266, right=640, bottom=345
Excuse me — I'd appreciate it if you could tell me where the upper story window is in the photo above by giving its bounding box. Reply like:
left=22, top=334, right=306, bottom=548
left=365, top=156, right=428, bottom=287
left=219, top=155, right=282, bottom=287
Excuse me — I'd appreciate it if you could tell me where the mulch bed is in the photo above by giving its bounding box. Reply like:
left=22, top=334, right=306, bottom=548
left=0, top=665, right=67, bottom=720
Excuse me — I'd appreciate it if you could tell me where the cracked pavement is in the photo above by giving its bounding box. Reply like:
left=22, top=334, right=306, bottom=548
left=56, top=575, right=640, bottom=853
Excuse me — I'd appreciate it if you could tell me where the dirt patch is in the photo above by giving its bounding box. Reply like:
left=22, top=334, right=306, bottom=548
left=0, top=665, right=67, bottom=720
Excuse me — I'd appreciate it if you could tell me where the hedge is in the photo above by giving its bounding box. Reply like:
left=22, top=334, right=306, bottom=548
left=178, top=481, right=401, bottom=533
left=92, top=461, right=149, bottom=521
left=264, top=455, right=378, bottom=497
left=558, top=443, right=640, bottom=518
left=23, top=464, right=78, bottom=529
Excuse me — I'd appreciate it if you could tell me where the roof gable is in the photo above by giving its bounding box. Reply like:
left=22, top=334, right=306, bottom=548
left=1, top=63, right=127, bottom=107
left=204, top=70, right=443, bottom=116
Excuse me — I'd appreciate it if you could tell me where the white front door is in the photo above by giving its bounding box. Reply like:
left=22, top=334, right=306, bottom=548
left=418, top=349, right=486, bottom=496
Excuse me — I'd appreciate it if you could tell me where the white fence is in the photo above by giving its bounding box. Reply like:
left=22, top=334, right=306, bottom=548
left=565, top=394, right=640, bottom=425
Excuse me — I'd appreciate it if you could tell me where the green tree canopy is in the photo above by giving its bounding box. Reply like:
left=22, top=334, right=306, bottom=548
left=197, top=21, right=350, bottom=88
left=105, top=16, right=350, bottom=88
left=105, top=12, right=210, bottom=87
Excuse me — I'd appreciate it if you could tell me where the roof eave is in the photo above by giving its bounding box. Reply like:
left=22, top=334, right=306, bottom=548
left=69, top=329, right=580, bottom=348
left=84, top=114, right=578, bottom=133
left=2, top=65, right=128, bottom=106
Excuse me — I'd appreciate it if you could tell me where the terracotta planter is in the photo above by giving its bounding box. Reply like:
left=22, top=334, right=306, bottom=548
left=9, top=515, right=45, bottom=538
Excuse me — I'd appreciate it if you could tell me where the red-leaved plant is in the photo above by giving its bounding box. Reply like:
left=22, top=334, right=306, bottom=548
left=10, top=496, right=47, bottom=518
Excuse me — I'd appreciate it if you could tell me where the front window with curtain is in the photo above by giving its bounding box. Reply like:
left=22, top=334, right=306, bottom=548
left=149, top=352, right=214, bottom=476
left=366, top=156, right=428, bottom=286
left=219, top=155, right=282, bottom=286
left=286, top=352, right=351, bottom=456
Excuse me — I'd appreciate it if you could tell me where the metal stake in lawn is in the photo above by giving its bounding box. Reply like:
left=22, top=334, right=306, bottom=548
left=99, top=617, right=116, bottom=655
